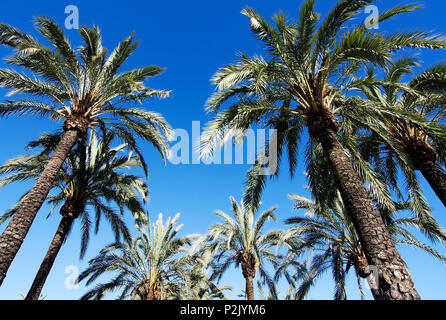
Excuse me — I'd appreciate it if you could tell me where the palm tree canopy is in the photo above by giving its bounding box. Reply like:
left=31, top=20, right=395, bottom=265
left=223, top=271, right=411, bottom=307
left=203, top=197, right=281, bottom=298
left=199, top=0, right=446, bottom=208
left=77, top=212, right=208, bottom=300
left=356, top=58, right=446, bottom=200
left=0, top=17, right=173, bottom=171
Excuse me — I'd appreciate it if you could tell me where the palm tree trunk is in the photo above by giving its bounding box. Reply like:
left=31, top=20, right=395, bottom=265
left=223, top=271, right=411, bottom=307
left=0, top=129, right=79, bottom=286
left=418, top=160, right=446, bottom=208
left=245, top=276, right=255, bottom=300
left=25, top=215, right=74, bottom=300
left=309, top=113, right=420, bottom=300
left=402, top=138, right=446, bottom=208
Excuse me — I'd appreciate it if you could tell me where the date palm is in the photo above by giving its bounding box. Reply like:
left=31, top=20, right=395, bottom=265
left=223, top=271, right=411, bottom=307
left=0, top=18, right=172, bottom=285
left=174, top=247, right=232, bottom=300
left=278, top=192, right=446, bottom=300
left=357, top=58, right=446, bottom=207
left=203, top=197, right=280, bottom=300
left=200, top=0, right=446, bottom=299
left=77, top=213, right=200, bottom=300
left=0, top=131, right=148, bottom=299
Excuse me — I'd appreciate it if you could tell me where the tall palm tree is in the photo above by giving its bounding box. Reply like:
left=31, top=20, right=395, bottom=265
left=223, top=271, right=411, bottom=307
left=77, top=213, right=199, bottom=300
left=204, top=197, right=280, bottom=300
left=356, top=58, right=446, bottom=207
left=200, top=0, right=446, bottom=299
left=0, top=131, right=148, bottom=299
left=277, top=192, right=446, bottom=300
left=0, top=18, right=172, bottom=285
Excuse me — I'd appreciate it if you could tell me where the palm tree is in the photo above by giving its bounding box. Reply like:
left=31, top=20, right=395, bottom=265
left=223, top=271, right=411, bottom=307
left=77, top=213, right=199, bottom=300
left=18, top=293, right=47, bottom=300
left=277, top=192, right=446, bottom=300
left=200, top=1, right=446, bottom=299
left=0, top=131, right=148, bottom=299
left=356, top=58, right=446, bottom=207
left=174, top=247, right=232, bottom=300
left=204, top=197, right=280, bottom=300
left=0, top=18, right=172, bottom=285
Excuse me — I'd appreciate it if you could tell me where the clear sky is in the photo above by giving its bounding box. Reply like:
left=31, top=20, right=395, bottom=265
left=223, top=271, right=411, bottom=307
left=0, top=0, right=445, bottom=300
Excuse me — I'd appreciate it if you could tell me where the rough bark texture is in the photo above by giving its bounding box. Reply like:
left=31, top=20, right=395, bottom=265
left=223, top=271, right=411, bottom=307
left=308, top=110, right=420, bottom=300
left=25, top=215, right=74, bottom=300
left=26, top=134, right=88, bottom=299
left=419, top=162, right=446, bottom=207
left=0, top=116, right=88, bottom=286
left=145, top=289, right=159, bottom=300
left=403, top=140, right=446, bottom=208
left=245, top=276, right=255, bottom=300
left=240, top=252, right=257, bottom=300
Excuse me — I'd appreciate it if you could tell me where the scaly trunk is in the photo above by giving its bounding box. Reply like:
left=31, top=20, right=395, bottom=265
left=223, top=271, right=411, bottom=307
left=25, top=215, right=74, bottom=300
left=25, top=136, right=89, bottom=299
left=145, top=284, right=161, bottom=300
left=0, top=129, right=80, bottom=286
left=240, top=252, right=257, bottom=300
left=25, top=180, right=86, bottom=300
left=245, top=276, right=254, bottom=300
left=404, top=140, right=446, bottom=208
left=419, top=161, right=446, bottom=207
left=390, top=125, right=446, bottom=207
left=0, top=115, right=88, bottom=286
left=308, top=110, right=420, bottom=300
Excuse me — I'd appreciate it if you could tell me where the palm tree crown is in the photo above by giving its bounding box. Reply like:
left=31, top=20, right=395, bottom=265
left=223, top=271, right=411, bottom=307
left=77, top=213, right=200, bottom=300
left=0, top=17, right=173, bottom=169
left=356, top=58, right=446, bottom=207
left=203, top=197, right=280, bottom=300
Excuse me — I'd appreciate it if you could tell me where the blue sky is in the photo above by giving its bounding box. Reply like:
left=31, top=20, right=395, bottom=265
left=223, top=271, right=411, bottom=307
left=0, top=0, right=445, bottom=300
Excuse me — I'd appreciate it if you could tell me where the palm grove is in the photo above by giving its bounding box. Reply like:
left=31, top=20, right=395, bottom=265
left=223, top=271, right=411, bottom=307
left=0, top=0, right=445, bottom=300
